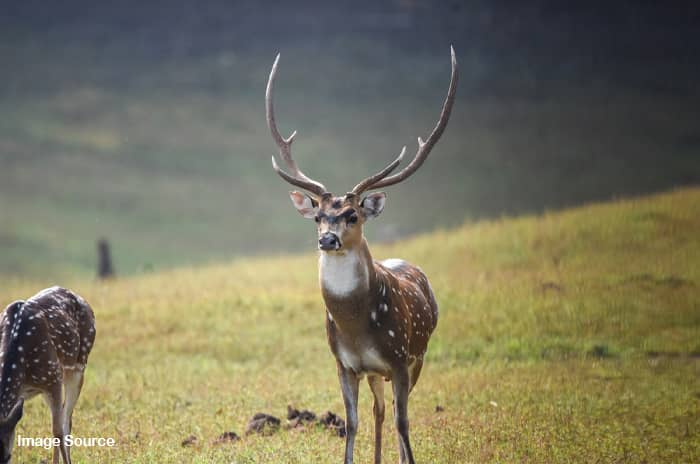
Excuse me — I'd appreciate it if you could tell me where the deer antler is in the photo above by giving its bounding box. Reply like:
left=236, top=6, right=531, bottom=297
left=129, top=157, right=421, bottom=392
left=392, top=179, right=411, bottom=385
left=352, top=46, right=458, bottom=195
left=350, top=147, right=406, bottom=195
left=266, top=54, right=327, bottom=197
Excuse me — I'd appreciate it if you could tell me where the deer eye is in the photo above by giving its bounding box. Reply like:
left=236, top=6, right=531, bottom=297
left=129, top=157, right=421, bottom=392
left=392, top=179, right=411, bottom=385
left=347, top=215, right=358, bottom=224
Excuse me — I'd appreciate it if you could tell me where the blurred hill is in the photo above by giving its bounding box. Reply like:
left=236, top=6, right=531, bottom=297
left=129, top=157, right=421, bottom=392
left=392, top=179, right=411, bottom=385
left=1, top=1, right=698, bottom=278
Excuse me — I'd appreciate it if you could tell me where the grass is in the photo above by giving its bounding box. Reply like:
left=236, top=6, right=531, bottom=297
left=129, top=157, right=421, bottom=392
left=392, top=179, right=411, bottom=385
left=1, top=187, right=698, bottom=462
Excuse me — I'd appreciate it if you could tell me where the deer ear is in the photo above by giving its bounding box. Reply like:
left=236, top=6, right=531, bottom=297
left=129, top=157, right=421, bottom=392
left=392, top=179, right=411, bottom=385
left=361, top=192, right=386, bottom=219
left=289, top=191, right=318, bottom=219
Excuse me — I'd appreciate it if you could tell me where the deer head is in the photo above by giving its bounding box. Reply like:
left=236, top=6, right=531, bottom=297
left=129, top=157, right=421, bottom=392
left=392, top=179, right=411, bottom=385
left=266, top=47, right=458, bottom=253
left=0, top=399, right=23, bottom=464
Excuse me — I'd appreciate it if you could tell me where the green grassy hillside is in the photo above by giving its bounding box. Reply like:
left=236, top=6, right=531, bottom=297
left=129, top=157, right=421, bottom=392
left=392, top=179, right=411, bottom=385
left=1, top=188, right=699, bottom=463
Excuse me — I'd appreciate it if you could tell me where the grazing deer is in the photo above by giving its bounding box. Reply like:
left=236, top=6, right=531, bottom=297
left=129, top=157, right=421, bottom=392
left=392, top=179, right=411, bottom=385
left=265, top=48, right=457, bottom=464
left=0, top=287, right=96, bottom=464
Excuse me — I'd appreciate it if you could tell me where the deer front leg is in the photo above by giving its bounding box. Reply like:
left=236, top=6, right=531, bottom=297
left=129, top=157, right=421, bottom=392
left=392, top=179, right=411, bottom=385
left=368, top=375, right=385, bottom=464
left=392, top=366, right=415, bottom=464
left=337, top=363, right=360, bottom=464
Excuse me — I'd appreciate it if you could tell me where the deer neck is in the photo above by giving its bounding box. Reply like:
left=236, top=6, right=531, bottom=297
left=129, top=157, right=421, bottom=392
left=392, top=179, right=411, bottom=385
left=319, top=238, right=375, bottom=311
left=0, top=304, right=26, bottom=417
left=0, top=361, right=24, bottom=419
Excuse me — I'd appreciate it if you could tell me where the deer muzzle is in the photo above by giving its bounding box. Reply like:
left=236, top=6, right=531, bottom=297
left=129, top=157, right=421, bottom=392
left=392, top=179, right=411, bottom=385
left=318, top=232, right=341, bottom=251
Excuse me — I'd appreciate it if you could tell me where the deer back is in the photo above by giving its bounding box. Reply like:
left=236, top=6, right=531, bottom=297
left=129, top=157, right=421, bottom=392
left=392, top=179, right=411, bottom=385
left=0, top=287, right=95, bottom=416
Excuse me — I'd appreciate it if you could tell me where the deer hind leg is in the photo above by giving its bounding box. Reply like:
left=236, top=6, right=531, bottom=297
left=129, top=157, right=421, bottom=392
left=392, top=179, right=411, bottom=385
left=396, top=404, right=407, bottom=464
left=392, top=367, right=415, bottom=464
left=337, top=363, right=360, bottom=464
left=62, top=368, right=85, bottom=462
left=368, top=375, right=385, bottom=464
left=45, top=384, right=70, bottom=464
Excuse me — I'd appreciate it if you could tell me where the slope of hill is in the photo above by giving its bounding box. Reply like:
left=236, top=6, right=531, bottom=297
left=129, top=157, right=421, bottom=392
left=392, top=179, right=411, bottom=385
left=1, top=188, right=698, bottom=462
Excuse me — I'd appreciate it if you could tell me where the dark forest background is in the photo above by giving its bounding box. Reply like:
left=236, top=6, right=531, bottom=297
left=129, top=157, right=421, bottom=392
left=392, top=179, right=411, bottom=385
left=1, top=1, right=698, bottom=278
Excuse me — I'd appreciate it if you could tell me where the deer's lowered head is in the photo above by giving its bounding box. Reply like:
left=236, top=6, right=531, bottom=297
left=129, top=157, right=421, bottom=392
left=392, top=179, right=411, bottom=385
left=0, top=398, right=23, bottom=464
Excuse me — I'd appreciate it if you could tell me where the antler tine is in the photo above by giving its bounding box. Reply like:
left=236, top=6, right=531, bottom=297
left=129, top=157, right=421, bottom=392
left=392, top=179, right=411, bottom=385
left=351, top=146, right=406, bottom=194
left=270, top=156, right=326, bottom=194
left=266, top=53, right=327, bottom=196
left=362, top=46, right=458, bottom=192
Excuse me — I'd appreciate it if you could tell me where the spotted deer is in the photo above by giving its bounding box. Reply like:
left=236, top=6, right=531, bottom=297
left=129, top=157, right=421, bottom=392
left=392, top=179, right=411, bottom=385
left=0, top=287, right=96, bottom=464
left=265, top=48, right=457, bottom=464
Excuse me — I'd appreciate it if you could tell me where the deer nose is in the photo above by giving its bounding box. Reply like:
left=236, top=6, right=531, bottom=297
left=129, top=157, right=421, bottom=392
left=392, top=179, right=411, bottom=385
left=319, top=232, right=340, bottom=251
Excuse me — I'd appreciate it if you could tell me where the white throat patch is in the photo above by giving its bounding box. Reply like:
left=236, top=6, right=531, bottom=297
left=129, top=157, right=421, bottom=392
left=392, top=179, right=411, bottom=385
left=319, top=250, right=368, bottom=296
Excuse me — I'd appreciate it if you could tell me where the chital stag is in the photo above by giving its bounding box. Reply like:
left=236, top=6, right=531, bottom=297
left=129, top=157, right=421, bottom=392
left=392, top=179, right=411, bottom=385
left=0, top=286, right=96, bottom=464
left=265, top=48, right=457, bottom=464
